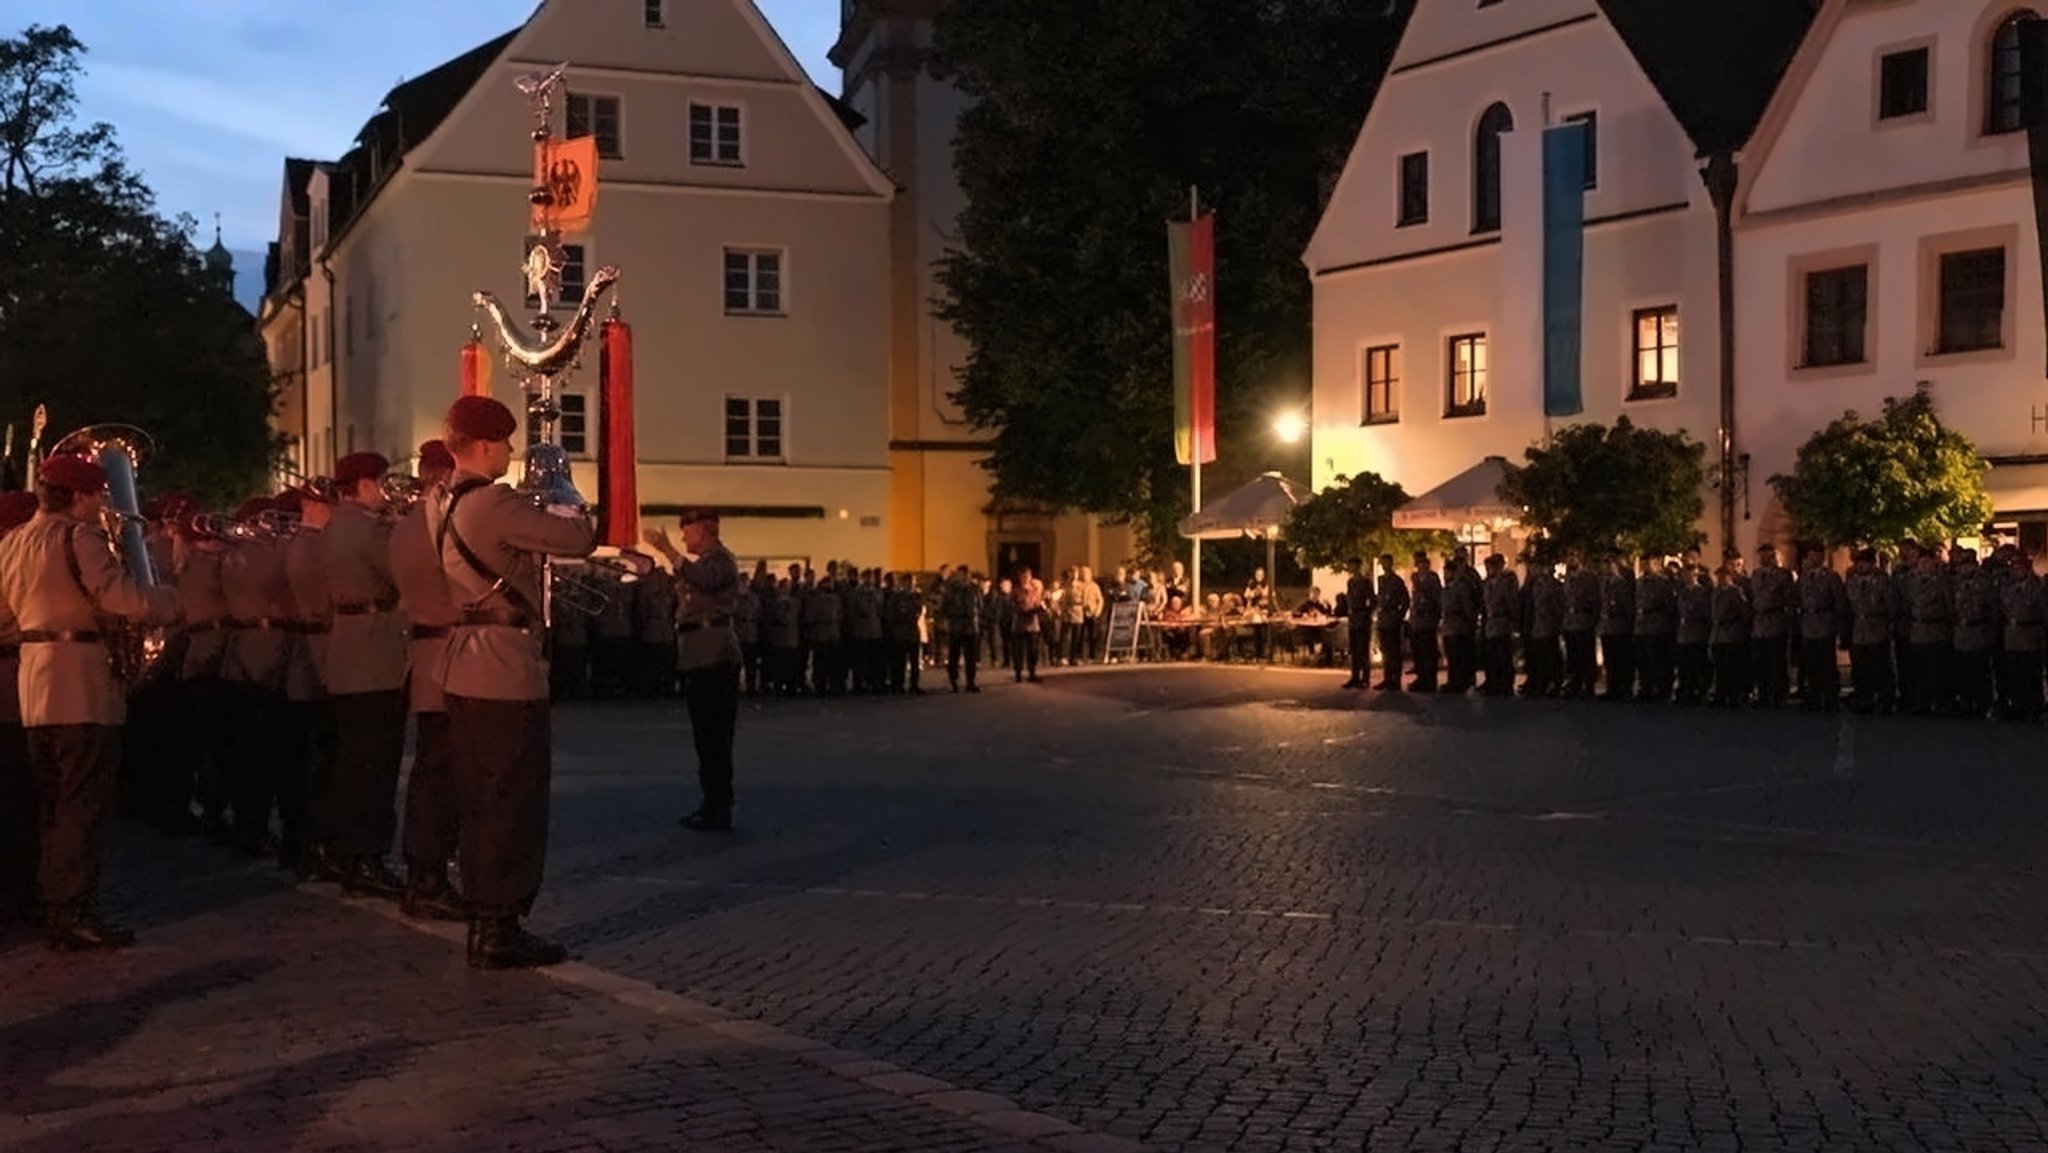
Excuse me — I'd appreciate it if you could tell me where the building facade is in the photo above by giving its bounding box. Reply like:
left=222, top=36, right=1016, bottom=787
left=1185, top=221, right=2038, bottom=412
left=264, top=0, right=897, bottom=567
left=1306, top=0, right=1811, bottom=562
left=1736, top=0, right=2048, bottom=552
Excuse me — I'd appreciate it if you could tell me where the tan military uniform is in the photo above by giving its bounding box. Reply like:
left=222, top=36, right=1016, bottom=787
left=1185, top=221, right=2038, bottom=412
left=324, top=503, right=407, bottom=694
left=389, top=492, right=462, bottom=885
left=282, top=526, right=331, bottom=703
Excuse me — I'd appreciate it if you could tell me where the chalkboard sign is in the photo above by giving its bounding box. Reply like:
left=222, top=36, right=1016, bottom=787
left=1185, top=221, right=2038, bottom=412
left=1104, top=600, right=1143, bottom=661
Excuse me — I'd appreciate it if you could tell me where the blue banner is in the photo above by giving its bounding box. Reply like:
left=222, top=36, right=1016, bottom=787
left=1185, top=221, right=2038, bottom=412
left=1542, top=122, right=1587, bottom=418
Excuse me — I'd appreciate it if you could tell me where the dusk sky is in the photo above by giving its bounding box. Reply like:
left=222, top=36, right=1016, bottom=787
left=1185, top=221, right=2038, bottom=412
left=11, top=0, right=840, bottom=290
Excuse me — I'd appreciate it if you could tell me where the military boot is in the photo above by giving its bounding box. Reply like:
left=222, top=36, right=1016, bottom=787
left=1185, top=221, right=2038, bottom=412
left=400, top=867, right=468, bottom=922
left=467, top=916, right=567, bottom=970
left=679, top=807, right=733, bottom=833
left=341, top=857, right=405, bottom=900
left=44, top=907, right=137, bottom=952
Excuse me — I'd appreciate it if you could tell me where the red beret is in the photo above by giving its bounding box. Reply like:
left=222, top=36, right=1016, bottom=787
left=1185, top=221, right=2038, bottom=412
left=39, top=453, right=107, bottom=492
left=234, top=496, right=270, bottom=522
left=0, top=491, right=37, bottom=535
left=417, top=439, right=455, bottom=473
left=333, top=452, right=389, bottom=489
left=447, top=395, right=518, bottom=443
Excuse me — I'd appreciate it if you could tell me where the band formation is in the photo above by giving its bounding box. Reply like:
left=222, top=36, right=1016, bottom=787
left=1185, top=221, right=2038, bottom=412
left=0, top=396, right=745, bottom=970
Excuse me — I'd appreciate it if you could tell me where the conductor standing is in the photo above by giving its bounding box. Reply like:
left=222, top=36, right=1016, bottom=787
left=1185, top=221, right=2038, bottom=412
left=645, top=510, right=741, bottom=832
left=433, top=396, right=596, bottom=969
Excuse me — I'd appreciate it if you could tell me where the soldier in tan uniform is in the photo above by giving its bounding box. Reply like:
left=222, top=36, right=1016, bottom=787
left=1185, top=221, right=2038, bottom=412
left=0, top=491, right=42, bottom=928
left=279, top=485, right=335, bottom=879
left=0, top=454, right=178, bottom=949
left=433, top=396, right=596, bottom=969
left=390, top=439, right=465, bottom=920
left=323, top=452, right=411, bottom=897
left=218, top=495, right=292, bottom=855
left=173, top=506, right=231, bottom=844
left=645, top=511, right=741, bottom=832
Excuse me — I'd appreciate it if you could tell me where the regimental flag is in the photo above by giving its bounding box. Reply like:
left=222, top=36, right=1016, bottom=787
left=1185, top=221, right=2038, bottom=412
left=1541, top=122, right=1588, bottom=418
left=1169, top=212, right=1217, bottom=466
left=2021, top=19, right=2048, bottom=375
left=532, top=135, right=599, bottom=234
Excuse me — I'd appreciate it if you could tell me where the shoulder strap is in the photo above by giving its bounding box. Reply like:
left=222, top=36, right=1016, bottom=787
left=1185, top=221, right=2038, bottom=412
left=61, top=522, right=93, bottom=608
left=436, top=478, right=537, bottom=616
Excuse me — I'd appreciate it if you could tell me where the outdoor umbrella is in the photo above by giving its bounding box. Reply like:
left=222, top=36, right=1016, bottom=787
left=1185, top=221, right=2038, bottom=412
left=1178, top=470, right=1309, bottom=592
left=1391, top=455, right=1520, bottom=531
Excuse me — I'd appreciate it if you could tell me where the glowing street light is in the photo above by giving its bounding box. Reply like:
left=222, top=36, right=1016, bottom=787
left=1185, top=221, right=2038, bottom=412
left=1272, top=410, right=1307, bottom=445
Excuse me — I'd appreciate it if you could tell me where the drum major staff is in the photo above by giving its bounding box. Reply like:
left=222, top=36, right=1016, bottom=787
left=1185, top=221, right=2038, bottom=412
left=432, top=396, right=595, bottom=970
left=643, top=511, right=741, bottom=833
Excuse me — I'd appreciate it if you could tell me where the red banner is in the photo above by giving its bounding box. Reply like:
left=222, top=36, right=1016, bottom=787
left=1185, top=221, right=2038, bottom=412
left=597, top=314, right=638, bottom=548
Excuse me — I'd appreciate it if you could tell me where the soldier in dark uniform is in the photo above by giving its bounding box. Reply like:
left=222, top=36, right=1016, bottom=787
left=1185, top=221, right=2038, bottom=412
left=1844, top=548, right=1895, bottom=714
left=1748, top=545, right=1795, bottom=708
left=1632, top=557, right=1677, bottom=703
left=1906, top=548, right=1952, bottom=716
left=734, top=577, right=762, bottom=696
left=1998, top=551, right=2044, bottom=721
left=433, top=396, right=596, bottom=969
left=1890, top=542, right=1921, bottom=708
left=767, top=578, right=801, bottom=695
left=979, top=575, right=1006, bottom=670
left=845, top=569, right=883, bottom=693
left=1372, top=554, right=1407, bottom=691
left=804, top=572, right=844, bottom=696
left=1478, top=555, right=1517, bottom=697
left=635, top=554, right=678, bottom=699
left=886, top=574, right=923, bottom=692
left=644, top=511, right=742, bottom=832
left=1439, top=557, right=1479, bottom=694
left=1949, top=548, right=1998, bottom=719
left=590, top=562, right=636, bottom=699
left=0, top=454, right=178, bottom=948
left=1674, top=561, right=1714, bottom=705
left=0, top=491, right=41, bottom=928
left=390, top=439, right=465, bottom=921
left=1406, top=552, right=1442, bottom=693
left=1342, top=559, right=1376, bottom=689
left=1597, top=556, right=1636, bottom=702
left=1522, top=557, right=1564, bottom=697
left=942, top=565, right=982, bottom=692
left=1796, top=547, right=1847, bottom=712
left=1561, top=555, right=1600, bottom=698
left=1709, top=565, right=1752, bottom=707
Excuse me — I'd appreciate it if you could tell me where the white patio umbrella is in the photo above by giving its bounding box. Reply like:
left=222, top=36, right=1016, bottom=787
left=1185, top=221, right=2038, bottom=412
left=1392, top=455, right=1520, bottom=531
left=1179, top=471, right=1309, bottom=591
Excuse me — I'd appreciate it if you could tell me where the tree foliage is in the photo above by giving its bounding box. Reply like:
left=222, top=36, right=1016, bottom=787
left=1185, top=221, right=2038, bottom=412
left=1499, top=417, right=1708, bottom=561
left=0, top=24, right=280, bottom=506
left=933, top=1, right=1413, bottom=550
left=1284, top=471, right=1454, bottom=571
left=1768, top=388, right=1991, bottom=550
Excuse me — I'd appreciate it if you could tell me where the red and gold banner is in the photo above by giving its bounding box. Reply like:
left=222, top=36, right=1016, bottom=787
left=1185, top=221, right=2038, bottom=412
left=531, top=135, right=599, bottom=234
left=1169, top=213, right=1216, bottom=466
left=597, top=313, right=638, bottom=549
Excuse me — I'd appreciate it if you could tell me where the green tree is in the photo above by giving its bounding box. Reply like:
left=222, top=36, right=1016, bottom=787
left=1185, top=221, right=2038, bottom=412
left=1283, top=471, right=1454, bottom=570
left=933, top=1, right=1413, bottom=550
left=0, top=24, right=281, bottom=506
left=1768, top=388, right=1990, bottom=550
left=1499, top=416, right=1707, bottom=560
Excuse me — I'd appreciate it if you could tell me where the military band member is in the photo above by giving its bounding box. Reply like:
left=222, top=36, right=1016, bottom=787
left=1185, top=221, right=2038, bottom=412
left=0, top=491, right=41, bottom=928
left=435, top=395, right=597, bottom=969
left=1479, top=554, right=1518, bottom=697
left=1906, top=549, right=1952, bottom=716
left=1342, top=558, right=1375, bottom=690
left=767, top=578, right=801, bottom=695
left=321, top=452, right=410, bottom=896
left=219, top=496, right=291, bottom=856
left=1372, top=555, right=1407, bottom=691
left=1597, top=557, right=1636, bottom=702
left=1748, top=546, right=1795, bottom=708
left=1844, top=548, right=1895, bottom=713
left=279, top=484, right=335, bottom=879
left=942, top=564, right=982, bottom=692
left=1560, top=555, right=1600, bottom=698
left=1407, top=552, right=1442, bottom=693
left=1522, top=558, right=1564, bottom=698
left=592, top=561, right=637, bottom=699
left=0, top=454, right=179, bottom=949
left=389, top=439, right=465, bottom=920
left=633, top=554, right=677, bottom=698
left=1796, top=547, right=1847, bottom=712
left=804, top=571, right=844, bottom=696
left=645, top=510, right=742, bottom=832
left=1709, top=565, right=1752, bottom=707
left=160, top=495, right=224, bottom=838
left=1674, top=562, right=1714, bottom=705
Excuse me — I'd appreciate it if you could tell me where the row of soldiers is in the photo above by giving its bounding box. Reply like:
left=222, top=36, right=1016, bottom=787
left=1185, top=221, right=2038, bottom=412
left=1339, top=541, right=2048, bottom=718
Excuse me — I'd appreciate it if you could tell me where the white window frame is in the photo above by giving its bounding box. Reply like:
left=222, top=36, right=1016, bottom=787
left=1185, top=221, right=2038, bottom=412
left=690, top=101, right=745, bottom=166
left=1627, top=304, right=1679, bottom=402
left=724, top=395, right=787, bottom=463
left=723, top=246, right=786, bottom=316
left=1445, top=332, right=1488, bottom=418
left=566, top=91, right=625, bottom=160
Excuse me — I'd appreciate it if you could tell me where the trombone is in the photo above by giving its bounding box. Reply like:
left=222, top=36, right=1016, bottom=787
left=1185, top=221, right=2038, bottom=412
left=550, top=553, right=645, bottom=617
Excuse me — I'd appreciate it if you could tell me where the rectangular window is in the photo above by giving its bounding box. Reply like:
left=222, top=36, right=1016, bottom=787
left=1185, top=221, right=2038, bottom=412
left=567, top=93, right=623, bottom=159
left=1564, top=110, right=1598, bottom=189
left=1397, top=152, right=1429, bottom=226
left=723, top=248, right=784, bottom=314
left=524, top=391, right=589, bottom=457
left=1446, top=334, right=1487, bottom=417
left=1630, top=306, right=1679, bottom=400
left=1362, top=345, right=1399, bottom=424
left=690, top=103, right=744, bottom=165
left=1879, top=48, right=1930, bottom=120
left=1803, top=265, right=1869, bottom=368
left=724, top=396, right=785, bottom=461
left=645, top=0, right=665, bottom=27
left=1937, top=247, right=2006, bottom=354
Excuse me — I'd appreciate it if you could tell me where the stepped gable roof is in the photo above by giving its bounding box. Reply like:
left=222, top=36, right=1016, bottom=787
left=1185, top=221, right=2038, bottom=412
left=1598, top=0, right=1819, bottom=155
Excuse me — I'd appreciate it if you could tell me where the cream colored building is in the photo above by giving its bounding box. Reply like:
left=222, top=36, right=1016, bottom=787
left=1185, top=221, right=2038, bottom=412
left=263, top=0, right=896, bottom=567
left=1305, top=0, right=1812, bottom=565
left=1736, top=0, right=2048, bottom=552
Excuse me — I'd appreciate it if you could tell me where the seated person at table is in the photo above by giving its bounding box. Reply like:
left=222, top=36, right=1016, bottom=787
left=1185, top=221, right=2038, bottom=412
left=1292, top=587, right=1335, bottom=662
left=1294, top=588, right=1333, bottom=618
left=1159, top=594, right=1195, bottom=659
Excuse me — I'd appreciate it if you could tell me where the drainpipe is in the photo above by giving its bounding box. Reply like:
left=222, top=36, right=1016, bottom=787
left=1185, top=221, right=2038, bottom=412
left=1701, top=152, right=1739, bottom=554
left=320, top=257, right=339, bottom=468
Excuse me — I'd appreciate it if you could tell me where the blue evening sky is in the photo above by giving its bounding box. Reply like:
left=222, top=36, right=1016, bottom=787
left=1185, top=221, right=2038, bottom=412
left=8, top=1, right=841, bottom=294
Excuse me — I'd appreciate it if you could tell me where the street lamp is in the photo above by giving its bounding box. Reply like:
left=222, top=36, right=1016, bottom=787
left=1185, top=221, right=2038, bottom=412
left=1272, top=410, right=1307, bottom=445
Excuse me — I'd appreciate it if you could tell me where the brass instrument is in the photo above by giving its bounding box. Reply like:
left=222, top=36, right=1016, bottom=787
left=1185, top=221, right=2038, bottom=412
left=48, top=423, right=168, bottom=683
left=188, top=512, right=259, bottom=543
left=381, top=472, right=428, bottom=516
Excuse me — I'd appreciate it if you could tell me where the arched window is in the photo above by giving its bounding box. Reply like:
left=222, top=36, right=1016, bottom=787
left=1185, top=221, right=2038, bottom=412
left=1472, top=102, right=1514, bottom=234
left=1989, top=11, right=2041, bottom=135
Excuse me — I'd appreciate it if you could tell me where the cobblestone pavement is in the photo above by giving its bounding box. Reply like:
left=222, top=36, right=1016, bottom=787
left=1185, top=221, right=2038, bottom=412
left=8, top=664, right=2048, bottom=1152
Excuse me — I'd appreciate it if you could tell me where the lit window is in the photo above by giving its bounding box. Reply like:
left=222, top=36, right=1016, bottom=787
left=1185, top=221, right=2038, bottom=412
left=1630, top=306, right=1679, bottom=400
left=1363, top=345, right=1399, bottom=424
left=1446, top=334, right=1487, bottom=417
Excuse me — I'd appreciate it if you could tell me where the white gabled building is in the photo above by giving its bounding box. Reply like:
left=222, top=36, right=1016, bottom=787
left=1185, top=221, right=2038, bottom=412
left=1736, top=0, right=2048, bottom=553
left=1306, top=0, right=1813, bottom=560
left=263, top=0, right=898, bottom=568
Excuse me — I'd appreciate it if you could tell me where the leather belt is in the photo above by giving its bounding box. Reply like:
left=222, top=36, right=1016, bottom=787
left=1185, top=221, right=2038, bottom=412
left=225, top=618, right=276, bottom=630
left=410, top=624, right=453, bottom=640
left=21, top=630, right=102, bottom=644
left=462, top=609, right=535, bottom=629
left=677, top=616, right=733, bottom=634
left=334, top=599, right=399, bottom=616
left=185, top=620, right=222, bottom=634
left=277, top=621, right=329, bottom=635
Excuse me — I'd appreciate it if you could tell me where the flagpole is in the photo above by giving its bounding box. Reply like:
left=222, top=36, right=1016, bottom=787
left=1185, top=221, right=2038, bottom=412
left=1189, top=184, right=1203, bottom=615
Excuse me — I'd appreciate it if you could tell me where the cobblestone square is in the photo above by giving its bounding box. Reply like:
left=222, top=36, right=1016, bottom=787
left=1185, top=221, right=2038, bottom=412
left=7, top=665, right=2048, bottom=1151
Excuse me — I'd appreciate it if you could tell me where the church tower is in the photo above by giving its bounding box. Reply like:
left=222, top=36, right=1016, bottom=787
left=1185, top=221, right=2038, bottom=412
left=204, top=216, right=236, bottom=298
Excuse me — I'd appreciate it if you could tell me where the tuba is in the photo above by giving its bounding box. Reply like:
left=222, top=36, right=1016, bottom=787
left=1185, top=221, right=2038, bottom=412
left=49, top=423, right=170, bottom=684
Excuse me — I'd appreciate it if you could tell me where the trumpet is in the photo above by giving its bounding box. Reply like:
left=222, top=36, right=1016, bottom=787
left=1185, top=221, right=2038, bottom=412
left=381, top=472, right=428, bottom=516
